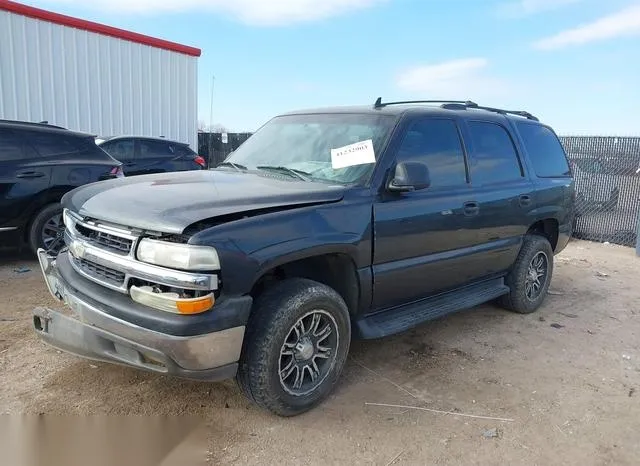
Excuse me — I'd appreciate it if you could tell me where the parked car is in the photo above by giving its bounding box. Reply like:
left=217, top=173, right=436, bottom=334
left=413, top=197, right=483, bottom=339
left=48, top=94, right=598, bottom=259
left=33, top=99, right=574, bottom=416
left=570, top=156, right=621, bottom=215
left=0, top=119, right=123, bottom=255
left=96, top=135, right=206, bottom=176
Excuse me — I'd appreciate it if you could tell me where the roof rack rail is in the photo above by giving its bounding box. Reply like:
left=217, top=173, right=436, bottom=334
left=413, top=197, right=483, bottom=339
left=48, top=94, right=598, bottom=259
left=0, top=119, right=67, bottom=129
left=441, top=101, right=539, bottom=121
left=374, top=97, right=478, bottom=109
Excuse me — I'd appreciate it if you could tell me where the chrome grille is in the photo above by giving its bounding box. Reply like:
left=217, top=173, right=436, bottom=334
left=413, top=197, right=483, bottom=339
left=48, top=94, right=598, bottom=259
left=75, top=223, right=133, bottom=254
left=63, top=208, right=218, bottom=295
left=76, top=257, right=126, bottom=286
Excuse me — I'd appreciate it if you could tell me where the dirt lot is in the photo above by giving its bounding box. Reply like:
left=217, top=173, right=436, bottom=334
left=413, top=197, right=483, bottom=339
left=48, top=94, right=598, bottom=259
left=1, top=240, right=639, bottom=465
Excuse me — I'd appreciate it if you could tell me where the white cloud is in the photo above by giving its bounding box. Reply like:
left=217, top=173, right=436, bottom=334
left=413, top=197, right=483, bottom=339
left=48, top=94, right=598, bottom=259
left=33, top=0, right=388, bottom=25
left=497, top=0, right=583, bottom=17
left=533, top=4, right=640, bottom=50
left=395, top=58, right=510, bottom=100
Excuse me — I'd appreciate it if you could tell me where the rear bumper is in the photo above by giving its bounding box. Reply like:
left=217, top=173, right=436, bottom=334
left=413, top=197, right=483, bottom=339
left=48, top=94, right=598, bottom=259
left=33, top=250, right=247, bottom=382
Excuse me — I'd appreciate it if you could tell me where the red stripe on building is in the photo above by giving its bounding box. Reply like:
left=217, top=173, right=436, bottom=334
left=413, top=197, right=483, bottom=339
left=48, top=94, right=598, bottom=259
left=0, top=0, right=201, bottom=57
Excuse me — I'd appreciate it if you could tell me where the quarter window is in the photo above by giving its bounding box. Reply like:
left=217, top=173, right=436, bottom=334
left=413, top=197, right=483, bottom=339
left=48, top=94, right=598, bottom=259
left=516, top=122, right=570, bottom=177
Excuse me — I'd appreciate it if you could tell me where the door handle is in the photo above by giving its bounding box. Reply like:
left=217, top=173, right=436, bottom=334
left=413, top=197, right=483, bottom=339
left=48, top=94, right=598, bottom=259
left=16, top=171, right=45, bottom=179
left=519, top=194, right=532, bottom=207
left=463, top=201, right=480, bottom=216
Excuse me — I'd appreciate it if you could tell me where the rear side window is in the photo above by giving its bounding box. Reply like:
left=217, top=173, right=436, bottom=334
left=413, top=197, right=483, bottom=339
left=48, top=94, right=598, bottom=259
left=516, top=123, right=570, bottom=177
left=174, top=144, right=196, bottom=157
left=396, top=118, right=467, bottom=188
left=139, top=140, right=171, bottom=158
left=26, top=131, right=90, bottom=157
left=467, top=121, right=522, bottom=184
left=0, top=129, right=24, bottom=161
left=101, top=139, right=135, bottom=161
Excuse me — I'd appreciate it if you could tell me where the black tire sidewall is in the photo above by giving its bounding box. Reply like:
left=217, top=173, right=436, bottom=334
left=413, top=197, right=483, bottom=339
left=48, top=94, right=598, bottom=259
left=28, top=203, right=63, bottom=255
left=505, top=235, right=554, bottom=314
left=239, top=278, right=351, bottom=416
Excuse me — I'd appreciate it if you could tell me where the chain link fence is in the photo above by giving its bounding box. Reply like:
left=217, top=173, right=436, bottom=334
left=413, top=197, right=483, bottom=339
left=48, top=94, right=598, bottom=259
left=560, top=136, right=640, bottom=247
left=198, top=132, right=252, bottom=167
left=197, top=132, right=640, bottom=248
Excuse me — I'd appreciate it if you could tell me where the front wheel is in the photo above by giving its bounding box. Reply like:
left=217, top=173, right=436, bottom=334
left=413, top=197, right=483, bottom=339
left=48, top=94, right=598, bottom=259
left=499, top=234, right=554, bottom=314
left=236, top=278, right=351, bottom=416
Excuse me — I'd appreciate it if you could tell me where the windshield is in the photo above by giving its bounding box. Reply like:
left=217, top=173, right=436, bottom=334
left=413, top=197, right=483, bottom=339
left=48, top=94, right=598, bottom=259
left=221, top=113, right=396, bottom=185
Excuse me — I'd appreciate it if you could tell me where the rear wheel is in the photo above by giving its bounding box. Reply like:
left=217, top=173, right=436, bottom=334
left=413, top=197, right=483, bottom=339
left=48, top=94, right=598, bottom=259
left=499, top=234, right=554, bottom=314
left=236, top=278, right=351, bottom=417
left=28, top=203, right=64, bottom=256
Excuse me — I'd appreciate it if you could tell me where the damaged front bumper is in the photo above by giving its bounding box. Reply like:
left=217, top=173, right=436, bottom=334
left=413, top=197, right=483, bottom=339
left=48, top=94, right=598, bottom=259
left=33, top=249, right=246, bottom=382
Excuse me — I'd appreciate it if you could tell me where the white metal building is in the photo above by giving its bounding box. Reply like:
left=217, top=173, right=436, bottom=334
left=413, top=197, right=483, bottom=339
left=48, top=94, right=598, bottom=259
left=0, top=0, right=200, bottom=149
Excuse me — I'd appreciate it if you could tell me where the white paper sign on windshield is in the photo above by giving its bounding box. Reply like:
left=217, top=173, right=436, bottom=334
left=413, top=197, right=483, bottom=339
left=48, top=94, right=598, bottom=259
left=330, top=139, right=376, bottom=169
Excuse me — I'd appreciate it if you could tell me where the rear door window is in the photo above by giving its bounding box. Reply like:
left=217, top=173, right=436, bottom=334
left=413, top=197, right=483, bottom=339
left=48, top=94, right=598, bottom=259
left=139, top=140, right=172, bottom=159
left=173, top=144, right=196, bottom=157
left=516, top=122, right=570, bottom=177
left=0, top=129, right=25, bottom=161
left=466, top=121, right=522, bottom=184
left=101, top=139, right=135, bottom=161
left=26, top=131, right=88, bottom=157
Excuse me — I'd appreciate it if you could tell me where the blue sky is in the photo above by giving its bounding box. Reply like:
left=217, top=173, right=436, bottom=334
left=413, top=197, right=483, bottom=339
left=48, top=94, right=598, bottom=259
left=24, top=0, right=640, bottom=135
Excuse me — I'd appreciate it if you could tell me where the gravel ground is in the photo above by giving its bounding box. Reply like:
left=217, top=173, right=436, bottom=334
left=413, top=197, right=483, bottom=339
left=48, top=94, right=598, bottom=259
left=1, top=240, right=639, bottom=465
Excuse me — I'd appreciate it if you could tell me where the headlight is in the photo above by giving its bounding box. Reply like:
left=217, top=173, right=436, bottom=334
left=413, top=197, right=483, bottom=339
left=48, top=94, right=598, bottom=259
left=137, top=238, right=220, bottom=271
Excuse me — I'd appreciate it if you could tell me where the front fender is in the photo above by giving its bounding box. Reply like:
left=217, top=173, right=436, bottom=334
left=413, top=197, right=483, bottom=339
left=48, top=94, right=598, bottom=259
left=250, top=236, right=363, bottom=282
left=188, top=197, right=373, bottom=297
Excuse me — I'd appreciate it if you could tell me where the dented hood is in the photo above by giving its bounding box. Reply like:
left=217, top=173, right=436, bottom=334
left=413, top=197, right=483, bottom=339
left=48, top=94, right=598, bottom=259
left=62, top=169, right=346, bottom=234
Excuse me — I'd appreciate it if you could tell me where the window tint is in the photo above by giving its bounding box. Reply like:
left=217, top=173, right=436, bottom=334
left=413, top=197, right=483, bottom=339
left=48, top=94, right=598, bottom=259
left=174, top=144, right=196, bottom=157
left=101, top=139, right=135, bottom=161
left=396, top=118, right=467, bottom=188
left=467, top=121, right=521, bottom=184
left=0, top=130, right=24, bottom=161
left=139, top=140, right=171, bottom=158
left=516, top=122, right=570, bottom=177
left=26, top=131, right=89, bottom=157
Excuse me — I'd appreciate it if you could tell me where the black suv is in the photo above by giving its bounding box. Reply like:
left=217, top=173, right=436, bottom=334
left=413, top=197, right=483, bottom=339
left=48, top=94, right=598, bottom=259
left=0, top=120, right=123, bottom=255
left=33, top=99, right=575, bottom=417
left=96, top=136, right=206, bottom=176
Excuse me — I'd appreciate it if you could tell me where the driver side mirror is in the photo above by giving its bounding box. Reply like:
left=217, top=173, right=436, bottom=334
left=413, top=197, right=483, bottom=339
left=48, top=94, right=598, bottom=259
left=387, top=161, right=431, bottom=193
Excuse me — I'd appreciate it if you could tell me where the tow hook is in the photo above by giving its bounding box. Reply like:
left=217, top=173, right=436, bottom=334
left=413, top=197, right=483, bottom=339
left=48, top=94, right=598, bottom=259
left=33, top=307, right=52, bottom=333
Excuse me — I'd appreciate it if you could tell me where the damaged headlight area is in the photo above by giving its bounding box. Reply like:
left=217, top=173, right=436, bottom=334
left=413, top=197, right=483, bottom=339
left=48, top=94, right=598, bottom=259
left=136, top=238, right=221, bottom=271
left=130, top=282, right=215, bottom=315
left=133, top=239, right=220, bottom=314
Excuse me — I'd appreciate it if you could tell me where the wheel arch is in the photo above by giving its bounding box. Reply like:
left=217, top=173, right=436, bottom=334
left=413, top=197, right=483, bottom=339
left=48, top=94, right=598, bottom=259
left=250, top=246, right=361, bottom=316
left=527, top=218, right=559, bottom=251
left=23, top=186, right=74, bottom=242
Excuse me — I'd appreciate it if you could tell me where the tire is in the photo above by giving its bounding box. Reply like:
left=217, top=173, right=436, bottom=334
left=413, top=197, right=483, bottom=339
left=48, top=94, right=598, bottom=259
left=28, top=203, right=64, bottom=256
left=236, top=278, right=351, bottom=417
left=499, top=234, right=554, bottom=314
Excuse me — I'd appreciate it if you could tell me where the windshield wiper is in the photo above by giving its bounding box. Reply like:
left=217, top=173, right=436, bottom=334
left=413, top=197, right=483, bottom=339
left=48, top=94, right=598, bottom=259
left=256, top=165, right=312, bottom=181
left=217, top=161, right=247, bottom=171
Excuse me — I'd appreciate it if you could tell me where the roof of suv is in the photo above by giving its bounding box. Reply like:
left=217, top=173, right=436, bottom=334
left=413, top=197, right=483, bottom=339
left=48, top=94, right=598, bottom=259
left=280, top=98, right=544, bottom=126
left=0, top=119, right=96, bottom=138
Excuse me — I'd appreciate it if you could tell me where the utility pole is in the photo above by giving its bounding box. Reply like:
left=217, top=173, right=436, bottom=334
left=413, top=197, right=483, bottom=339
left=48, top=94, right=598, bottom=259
left=208, top=74, right=215, bottom=165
